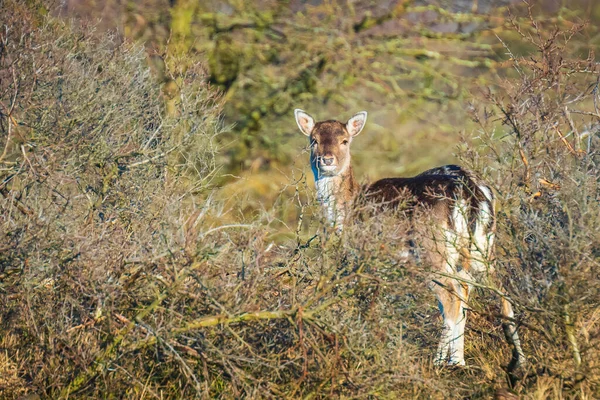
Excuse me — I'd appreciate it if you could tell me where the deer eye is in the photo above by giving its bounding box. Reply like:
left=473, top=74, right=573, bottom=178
left=341, top=139, right=348, bottom=145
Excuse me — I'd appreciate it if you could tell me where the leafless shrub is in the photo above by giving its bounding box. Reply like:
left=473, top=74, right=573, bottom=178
left=460, top=9, right=600, bottom=396
left=0, top=2, right=226, bottom=398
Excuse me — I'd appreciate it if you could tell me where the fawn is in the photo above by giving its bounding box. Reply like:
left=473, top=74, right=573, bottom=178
left=294, top=109, right=526, bottom=367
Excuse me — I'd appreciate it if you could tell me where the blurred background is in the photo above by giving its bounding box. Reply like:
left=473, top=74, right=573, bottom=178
left=58, top=1, right=599, bottom=177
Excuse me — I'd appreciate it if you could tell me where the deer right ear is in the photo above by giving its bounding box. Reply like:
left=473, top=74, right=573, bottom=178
left=294, top=109, right=315, bottom=136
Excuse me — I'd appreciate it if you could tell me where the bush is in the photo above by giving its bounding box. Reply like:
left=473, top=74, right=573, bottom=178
left=460, top=14, right=600, bottom=395
left=0, top=2, right=225, bottom=397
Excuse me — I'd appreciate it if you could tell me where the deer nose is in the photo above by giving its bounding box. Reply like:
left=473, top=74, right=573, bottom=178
left=322, top=156, right=335, bottom=166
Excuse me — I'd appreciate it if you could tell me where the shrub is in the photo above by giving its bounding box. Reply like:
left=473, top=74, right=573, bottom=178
left=460, top=14, right=600, bottom=396
left=0, top=2, right=225, bottom=397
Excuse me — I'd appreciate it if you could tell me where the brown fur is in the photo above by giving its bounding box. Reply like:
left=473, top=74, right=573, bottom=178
left=365, top=175, right=486, bottom=225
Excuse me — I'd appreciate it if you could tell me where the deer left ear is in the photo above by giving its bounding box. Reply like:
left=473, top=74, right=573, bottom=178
left=294, top=109, right=315, bottom=136
left=346, top=111, right=367, bottom=137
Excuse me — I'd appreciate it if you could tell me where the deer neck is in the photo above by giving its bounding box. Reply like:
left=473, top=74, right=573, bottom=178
left=313, top=164, right=358, bottom=228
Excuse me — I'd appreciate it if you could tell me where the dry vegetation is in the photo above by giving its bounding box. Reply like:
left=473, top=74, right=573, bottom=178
left=1, top=1, right=599, bottom=399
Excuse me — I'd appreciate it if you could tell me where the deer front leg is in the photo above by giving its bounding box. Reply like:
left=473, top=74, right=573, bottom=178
left=429, top=224, right=471, bottom=366
left=433, top=277, right=470, bottom=366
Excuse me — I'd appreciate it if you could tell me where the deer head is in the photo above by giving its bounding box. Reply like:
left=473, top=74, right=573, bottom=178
left=294, top=109, right=367, bottom=179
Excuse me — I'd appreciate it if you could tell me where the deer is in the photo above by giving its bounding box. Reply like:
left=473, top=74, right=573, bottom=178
left=294, top=109, right=526, bottom=368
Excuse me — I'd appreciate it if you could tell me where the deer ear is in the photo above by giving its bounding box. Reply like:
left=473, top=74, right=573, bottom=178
left=346, top=111, right=367, bottom=137
left=294, top=109, right=315, bottom=136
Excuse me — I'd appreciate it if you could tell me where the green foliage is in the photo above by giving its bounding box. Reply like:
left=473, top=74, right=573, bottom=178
left=159, top=1, right=508, bottom=173
left=58, top=0, right=600, bottom=179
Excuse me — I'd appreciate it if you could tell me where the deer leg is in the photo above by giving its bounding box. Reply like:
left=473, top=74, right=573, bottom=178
left=432, top=281, right=451, bottom=365
left=451, top=272, right=472, bottom=365
left=484, top=263, right=526, bottom=369
left=500, top=295, right=526, bottom=369
left=433, top=278, right=469, bottom=366
left=428, top=222, right=469, bottom=366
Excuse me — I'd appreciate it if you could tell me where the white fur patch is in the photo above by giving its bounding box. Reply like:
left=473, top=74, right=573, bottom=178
left=478, top=200, right=491, bottom=228
left=452, top=199, right=469, bottom=240
left=478, top=184, right=493, bottom=203
left=446, top=199, right=469, bottom=268
left=444, top=230, right=461, bottom=273
left=449, top=303, right=467, bottom=365
left=315, top=176, right=338, bottom=226
left=311, top=153, right=351, bottom=229
left=471, top=194, right=494, bottom=273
